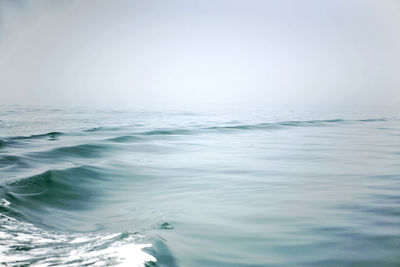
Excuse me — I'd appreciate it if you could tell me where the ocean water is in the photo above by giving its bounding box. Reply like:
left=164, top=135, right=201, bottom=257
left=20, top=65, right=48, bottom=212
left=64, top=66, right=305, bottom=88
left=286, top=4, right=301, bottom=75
left=0, top=105, right=399, bottom=266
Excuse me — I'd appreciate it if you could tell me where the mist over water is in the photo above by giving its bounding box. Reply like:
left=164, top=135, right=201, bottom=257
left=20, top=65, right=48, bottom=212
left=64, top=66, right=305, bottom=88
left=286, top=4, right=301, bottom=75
left=1, top=105, right=400, bottom=266
left=1, top=0, right=400, bottom=107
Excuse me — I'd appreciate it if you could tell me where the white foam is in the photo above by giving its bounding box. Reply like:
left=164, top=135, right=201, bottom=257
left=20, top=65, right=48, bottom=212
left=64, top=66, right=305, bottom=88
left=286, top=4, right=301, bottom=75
left=0, top=198, right=10, bottom=207
left=0, top=213, right=156, bottom=266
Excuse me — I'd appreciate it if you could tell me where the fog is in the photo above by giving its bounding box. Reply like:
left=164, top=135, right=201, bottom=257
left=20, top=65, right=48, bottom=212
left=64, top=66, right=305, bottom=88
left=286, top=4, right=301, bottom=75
left=0, top=0, right=399, bottom=108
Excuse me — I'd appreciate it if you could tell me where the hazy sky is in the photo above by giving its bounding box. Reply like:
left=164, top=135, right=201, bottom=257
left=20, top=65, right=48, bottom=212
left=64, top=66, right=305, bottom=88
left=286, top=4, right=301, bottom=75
left=0, top=0, right=399, bottom=108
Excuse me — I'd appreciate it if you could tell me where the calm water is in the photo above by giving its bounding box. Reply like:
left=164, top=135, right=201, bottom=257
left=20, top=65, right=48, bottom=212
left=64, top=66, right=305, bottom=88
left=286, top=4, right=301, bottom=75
left=0, top=105, right=399, bottom=266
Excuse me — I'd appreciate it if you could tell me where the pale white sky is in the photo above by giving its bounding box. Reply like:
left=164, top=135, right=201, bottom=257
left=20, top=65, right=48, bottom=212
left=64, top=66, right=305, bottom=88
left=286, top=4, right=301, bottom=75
left=0, top=0, right=399, bottom=108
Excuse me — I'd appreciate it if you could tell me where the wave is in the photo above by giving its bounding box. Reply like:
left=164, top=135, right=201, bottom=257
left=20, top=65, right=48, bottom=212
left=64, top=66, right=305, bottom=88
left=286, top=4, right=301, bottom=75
left=0, top=131, right=63, bottom=149
left=49, top=143, right=112, bottom=158
left=134, top=118, right=386, bottom=136
left=0, top=213, right=155, bottom=267
left=0, top=118, right=387, bottom=146
left=0, top=144, right=112, bottom=175
left=0, top=116, right=389, bottom=174
left=0, top=165, right=175, bottom=266
left=0, top=155, right=30, bottom=169
left=140, top=129, right=193, bottom=136
left=79, top=118, right=386, bottom=137
left=106, top=135, right=143, bottom=143
left=85, top=126, right=123, bottom=132
left=358, top=118, right=387, bottom=122
left=0, top=116, right=389, bottom=168
left=1, top=166, right=110, bottom=219
left=209, top=118, right=359, bottom=131
left=8, top=131, right=63, bottom=141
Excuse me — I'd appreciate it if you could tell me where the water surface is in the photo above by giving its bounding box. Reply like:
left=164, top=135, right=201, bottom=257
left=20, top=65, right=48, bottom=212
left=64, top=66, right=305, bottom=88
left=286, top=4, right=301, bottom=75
left=1, top=105, right=399, bottom=266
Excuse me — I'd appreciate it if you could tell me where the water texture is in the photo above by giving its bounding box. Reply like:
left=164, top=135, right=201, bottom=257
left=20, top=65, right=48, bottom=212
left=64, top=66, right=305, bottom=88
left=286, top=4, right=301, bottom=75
left=0, top=105, right=399, bottom=266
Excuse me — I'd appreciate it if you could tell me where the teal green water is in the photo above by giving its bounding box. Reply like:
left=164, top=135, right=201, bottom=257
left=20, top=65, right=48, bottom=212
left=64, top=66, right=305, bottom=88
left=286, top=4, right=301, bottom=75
left=0, top=105, right=400, bottom=266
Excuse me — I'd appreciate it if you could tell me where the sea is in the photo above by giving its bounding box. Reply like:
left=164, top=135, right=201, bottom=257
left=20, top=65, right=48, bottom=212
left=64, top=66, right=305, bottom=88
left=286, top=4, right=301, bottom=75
left=0, top=105, right=399, bottom=266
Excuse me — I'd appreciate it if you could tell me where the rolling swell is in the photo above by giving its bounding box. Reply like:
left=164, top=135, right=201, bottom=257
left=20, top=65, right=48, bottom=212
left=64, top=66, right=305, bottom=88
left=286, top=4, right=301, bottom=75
left=0, top=155, right=30, bottom=169
left=133, top=117, right=387, bottom=136
left=0, top=131, right=63, bottom=149
left=106, top=135, right=143, bottom=143
left=25, top=143, right=114, bottom=162
left=207, top=118, right=372, bottom=131
left=51, top=143, right=112, bottom=158
left=85, top=126, right=124, bottom=132
left=140, top=129, right=193, bottom=136
left=1, top=165, right=109, bottom=221
left=0, top=143, right=113, bottom=175
left=0, top=164, right=168, bottom=267
left=0, top=118, right=387, bottom=147
left=7, top=131, right=63, bottom=141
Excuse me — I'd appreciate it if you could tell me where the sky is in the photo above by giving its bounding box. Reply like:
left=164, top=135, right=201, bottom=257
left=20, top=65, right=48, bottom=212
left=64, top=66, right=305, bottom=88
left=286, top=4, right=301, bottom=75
left=0, top=0, right=399, bottom=108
